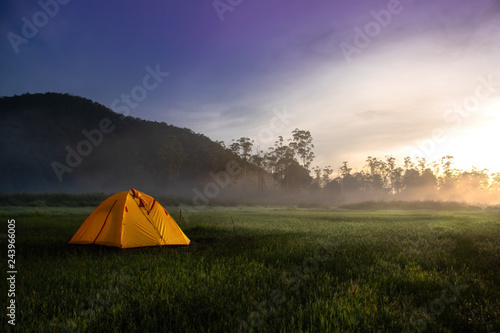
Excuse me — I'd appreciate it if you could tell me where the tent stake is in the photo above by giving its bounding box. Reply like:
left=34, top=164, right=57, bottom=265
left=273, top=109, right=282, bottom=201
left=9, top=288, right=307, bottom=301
left=231, top=217, right=236, bottom=236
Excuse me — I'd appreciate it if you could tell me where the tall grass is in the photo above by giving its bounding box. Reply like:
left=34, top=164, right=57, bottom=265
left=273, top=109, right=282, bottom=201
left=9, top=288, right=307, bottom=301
left=1, top=207, right=499, bottom=332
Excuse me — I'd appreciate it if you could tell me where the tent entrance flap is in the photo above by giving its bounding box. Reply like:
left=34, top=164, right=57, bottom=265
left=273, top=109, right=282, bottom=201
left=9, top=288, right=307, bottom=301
left=93, top=200, right=118, bottom=244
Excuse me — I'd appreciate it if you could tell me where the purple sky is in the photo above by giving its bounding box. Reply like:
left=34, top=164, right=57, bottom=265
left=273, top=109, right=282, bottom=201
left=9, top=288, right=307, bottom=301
left=2, top=0, right=500, bottom=173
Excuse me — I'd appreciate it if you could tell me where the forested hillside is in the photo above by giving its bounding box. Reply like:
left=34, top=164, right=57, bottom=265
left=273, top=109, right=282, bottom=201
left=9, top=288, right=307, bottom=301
left=0, top=93, right=237, bottom=194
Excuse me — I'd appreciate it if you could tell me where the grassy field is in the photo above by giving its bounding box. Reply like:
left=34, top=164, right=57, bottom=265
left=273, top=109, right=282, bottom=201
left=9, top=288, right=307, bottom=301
left=1, top=205, right=499, bottom=332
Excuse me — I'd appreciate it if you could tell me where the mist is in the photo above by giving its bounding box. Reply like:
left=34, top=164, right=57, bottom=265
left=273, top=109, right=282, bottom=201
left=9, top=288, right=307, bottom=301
left=1, top=93, right=499, bottom=210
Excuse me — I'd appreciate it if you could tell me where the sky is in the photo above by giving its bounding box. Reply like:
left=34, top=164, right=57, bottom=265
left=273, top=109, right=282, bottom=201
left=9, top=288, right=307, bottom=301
left=1, top=0, right=500, bottom=174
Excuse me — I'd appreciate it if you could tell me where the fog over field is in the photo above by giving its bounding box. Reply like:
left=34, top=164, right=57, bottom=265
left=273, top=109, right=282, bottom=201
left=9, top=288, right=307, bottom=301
left=2, top=1, right=500, bottom=198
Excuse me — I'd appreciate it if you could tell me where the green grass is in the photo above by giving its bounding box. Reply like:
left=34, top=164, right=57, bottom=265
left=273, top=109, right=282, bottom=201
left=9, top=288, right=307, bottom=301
left=1, top=206, right=499, bottom=332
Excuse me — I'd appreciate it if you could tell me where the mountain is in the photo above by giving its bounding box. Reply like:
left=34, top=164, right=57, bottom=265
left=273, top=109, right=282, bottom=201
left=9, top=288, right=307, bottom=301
left=0, top=92, right=237, bottom=194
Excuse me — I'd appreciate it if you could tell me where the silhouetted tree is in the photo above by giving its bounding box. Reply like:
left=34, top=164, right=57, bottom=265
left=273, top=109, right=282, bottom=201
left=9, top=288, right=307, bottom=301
left=269, top=136, right=295, bottom=189
left=312, top=166, right=322, bottom=187
left=385, top=155, right=404, bottom=194
left=250, top=150, right=266, bottom=193
left=156, top=135, right=187, bottom=187
left=365, top=156, right=386, bottom=192
left=230, top=137, right=253, bottom=185
left=340, top=161, right=352, bottom=178
left=403, top=169, right=420, bottom=191
left=322, top=165, right=333, bottom=187
left=289, top=128, right=315, bottom=170
left=282, top=160, right=312, bottom=190
left=324, top=178, right=342, bottom=201
left=457, top=167, right=490, bottom=192
left=342, top=173, right=362, bottom=193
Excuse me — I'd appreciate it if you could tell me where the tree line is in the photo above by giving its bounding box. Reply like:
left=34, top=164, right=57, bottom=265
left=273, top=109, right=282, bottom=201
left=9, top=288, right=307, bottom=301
left=219, top=129, right=315, bottom=191
left=191, top=129, right=500, bottom=204
left=330, top=155, right=500, bottom=203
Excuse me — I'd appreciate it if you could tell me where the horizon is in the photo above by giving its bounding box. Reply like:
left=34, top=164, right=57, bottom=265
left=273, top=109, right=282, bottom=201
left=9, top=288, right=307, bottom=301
left=1, top=1, right=500, bottom=174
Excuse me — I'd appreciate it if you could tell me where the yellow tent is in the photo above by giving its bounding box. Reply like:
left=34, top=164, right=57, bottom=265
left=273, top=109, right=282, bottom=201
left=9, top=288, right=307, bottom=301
left=69, top=188, right=190, bottom=248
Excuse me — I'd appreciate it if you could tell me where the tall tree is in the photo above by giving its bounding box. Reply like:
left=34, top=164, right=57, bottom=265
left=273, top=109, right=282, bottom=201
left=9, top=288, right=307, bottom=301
left=264, top=149, right=278, bottom=189
left=439, top=155, right=456, bottom=191
left=237, top=137, right=253, bottom=184
left=340, top=161, right=352, bottom=178
left=270, top=136, right=295, bottom=188
left=156, top=135, right=187, bottom=187
left=365, top=156, right=386, bottom=192
left=229, top=141, right=240, bottom=155
left=290, top=128, right=315, bottom=170
left=321, top=165, right=333, bottom=187
left=385, top=155, right=404, bottom=194
left=250, top=150, right=266, bottom=193
left=404, top=156, right=415, bottom=172
left=237, top=137, right=254, bottom=161
left=312, top=166, right=322, bottom=187
left=215, top=140, right=227, bottom=149
left=417, top=157, right=428, bottom=174
left=230, top=137, right=254, bottom=184
left=457, top=167, right=490, bottom=192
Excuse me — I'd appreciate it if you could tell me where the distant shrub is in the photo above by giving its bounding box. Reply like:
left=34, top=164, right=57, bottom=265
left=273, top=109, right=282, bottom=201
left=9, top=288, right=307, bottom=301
left=298, top=203, right=329, bottom=209
left=486, top=204, right=500, bottom=211
left=27, top=200, right=47, bottom=207
left=339, top=200, right=483, bottom=211
left=0, top=193, right=108, bottom=207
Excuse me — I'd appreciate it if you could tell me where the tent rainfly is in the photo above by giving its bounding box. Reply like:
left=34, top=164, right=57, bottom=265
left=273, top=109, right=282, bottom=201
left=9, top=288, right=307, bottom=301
left=69, top=188, right=190, bottom=248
